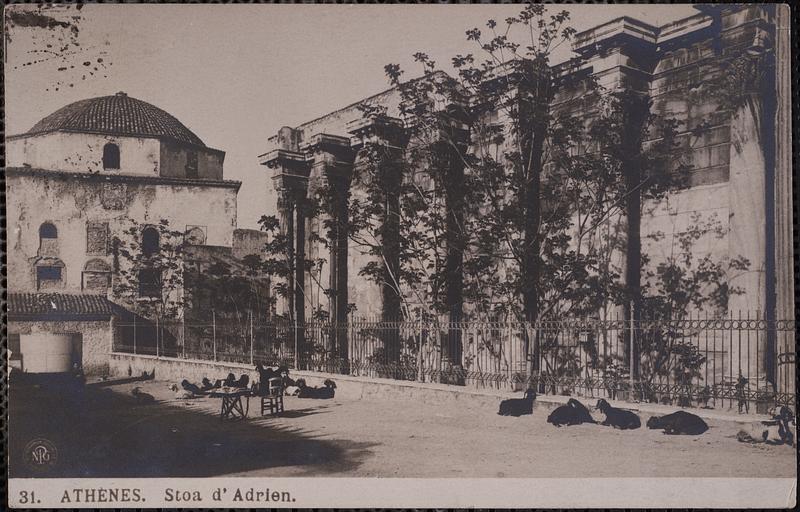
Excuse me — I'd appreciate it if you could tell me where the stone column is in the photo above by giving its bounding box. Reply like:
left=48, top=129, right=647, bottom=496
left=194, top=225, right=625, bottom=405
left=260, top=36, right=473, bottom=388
left=348, top=116, right=409, bottom=320
left=349, top=116, right=409, bottom=372
left=727, top=79, right=768, bottom=390
left=303, top=134, right=355, bottom=369
left=773, top=4, right=794, bottom=399
left=260, top=135, right=311, bottom=365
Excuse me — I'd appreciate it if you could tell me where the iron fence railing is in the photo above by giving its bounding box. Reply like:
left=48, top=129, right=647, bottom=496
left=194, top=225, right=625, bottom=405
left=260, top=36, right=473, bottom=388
left=112, top=312, right=795, bottom=412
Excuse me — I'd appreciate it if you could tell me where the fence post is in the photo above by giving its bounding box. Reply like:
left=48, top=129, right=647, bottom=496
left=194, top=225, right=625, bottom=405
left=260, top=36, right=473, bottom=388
left=182, top=316, right=186, bottom=359
left=249, top=310, right=254, bottom=366
left=133, top=314, right=137, bottom=355
left=212, top=310, right=217, bottom=362
left=629, top=301, right=635, bottom=400
left=293, top=315, right=299, bottom=370
left=156, top=315, right=160, bottom=358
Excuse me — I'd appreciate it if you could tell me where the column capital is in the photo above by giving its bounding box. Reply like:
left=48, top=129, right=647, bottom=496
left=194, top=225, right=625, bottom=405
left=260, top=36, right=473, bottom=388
left=302, top=133, right=356, bottom=179
left=347, top=115, right=409, bottom=151
left=432, top=104, right=471, bottom=149
left=259, top=148, right=311, bottom=196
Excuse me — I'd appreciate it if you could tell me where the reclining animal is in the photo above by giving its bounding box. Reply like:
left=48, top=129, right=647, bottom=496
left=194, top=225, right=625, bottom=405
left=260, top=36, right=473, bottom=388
left=498, top=389, right=536, bottom=417
left=297, top=379, right=337, bottom=399
left=547, top=398, right=596, bottom=426
left=223, top=373, right=237, bottom=387
left=200, top=377, right=218, bottom=391
left=596, top=399, right=641, bottom=429
left=181, top=379, right=204, bottom=396
left=235, top=374, right=249, bottom=389
left=284, top=378, right=304, bottom=397
left=646, top=410, right=708, bottom=435
left=737, top=406, right=796, bottom=446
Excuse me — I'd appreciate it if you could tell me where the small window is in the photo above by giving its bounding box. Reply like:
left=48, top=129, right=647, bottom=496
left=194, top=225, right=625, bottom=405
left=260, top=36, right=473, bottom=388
left=138, top=268, right=161, bottom=298
left=86, top=221, right=109, bottom=255
left=83, top=259, right=112, bottom=291
left=141, top=227, right=160, bottom=256
left=39, top=223, right=58, bottom=239
left=36, top=265, right=63, bottom=289
left=186, top=150, right=198, bottom=178
left=38, top=222, right=59, bottom=257
left=103, top=143, right=120, bottom=170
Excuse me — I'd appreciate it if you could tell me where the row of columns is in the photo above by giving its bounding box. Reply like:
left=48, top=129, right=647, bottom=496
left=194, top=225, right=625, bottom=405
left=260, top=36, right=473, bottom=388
left=260, top=117, right=411, bottom=363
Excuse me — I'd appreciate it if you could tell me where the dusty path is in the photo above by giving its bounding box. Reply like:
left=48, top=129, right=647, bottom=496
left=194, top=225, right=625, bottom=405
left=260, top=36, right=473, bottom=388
left=9, top=378, right=796, bottom=478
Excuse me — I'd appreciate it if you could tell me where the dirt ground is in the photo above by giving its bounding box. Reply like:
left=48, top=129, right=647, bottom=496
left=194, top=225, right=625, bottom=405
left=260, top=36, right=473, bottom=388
left=8, top=376, right=797, bottom=478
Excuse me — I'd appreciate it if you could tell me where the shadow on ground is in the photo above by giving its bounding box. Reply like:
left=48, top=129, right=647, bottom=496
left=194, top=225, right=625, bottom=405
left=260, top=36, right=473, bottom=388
left=8, top=374, right=375, bottom=478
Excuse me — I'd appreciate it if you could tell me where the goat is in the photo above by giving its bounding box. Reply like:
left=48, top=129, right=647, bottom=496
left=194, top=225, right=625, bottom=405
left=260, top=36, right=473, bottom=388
left=547, top=398, right=596, bottom=426
left=181, top=379, right=204, bottom=396
left=235, top=374, right=249, bottom=389
left=297, top=378, right=336, bottom=399
left=596, top=399, right=641, bottom=429
left=223, top=373, right=237, bottom=387
left=498, top=389, right=536, bottom=417
left=284, top=376, right=303, bottom=396
left=200, top=377, right=217, bottom=391
left=646, top=410, right=709, bottom=435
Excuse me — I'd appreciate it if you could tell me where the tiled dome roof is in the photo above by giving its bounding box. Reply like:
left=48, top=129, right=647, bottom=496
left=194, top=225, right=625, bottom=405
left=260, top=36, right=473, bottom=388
left=26, top=92, right=205, bottom=147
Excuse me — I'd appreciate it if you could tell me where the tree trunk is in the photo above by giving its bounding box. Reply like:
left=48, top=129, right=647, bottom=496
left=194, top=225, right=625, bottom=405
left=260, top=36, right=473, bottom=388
left=519, top=60, right=550, bottom=382
left=442, top=120, right=467, bottom=384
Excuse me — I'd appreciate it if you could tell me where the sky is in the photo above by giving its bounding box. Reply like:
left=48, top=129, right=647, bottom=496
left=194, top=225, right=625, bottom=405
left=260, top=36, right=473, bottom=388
left=4, top=3, right=698, bottom=229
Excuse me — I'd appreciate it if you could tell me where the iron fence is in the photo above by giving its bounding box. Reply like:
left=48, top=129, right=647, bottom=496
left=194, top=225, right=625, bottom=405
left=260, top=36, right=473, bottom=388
left=112, top=311, right=796, bottom=411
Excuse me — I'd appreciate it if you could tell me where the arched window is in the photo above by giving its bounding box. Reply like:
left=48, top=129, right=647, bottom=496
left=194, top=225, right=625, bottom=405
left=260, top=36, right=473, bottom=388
left=38, top=222, right=59, bottom=257
left=141, top=227, right=160, bottom=256
left=39, top=222, right=58, bottom=239
left=103, top=143, right=120, bottom=170
left=82, top=259, right=112, bottom=291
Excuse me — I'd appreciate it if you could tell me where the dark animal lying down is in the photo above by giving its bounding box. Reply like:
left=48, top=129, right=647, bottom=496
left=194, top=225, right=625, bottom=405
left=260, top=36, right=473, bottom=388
left=222, top=373, right=249, bottom=389
left=181, top=379, right=204, bottom=395
left=297, top=379, right=337, bottom=399
left=547, top=398, right=596, bottom=426
left=647, top=410, right=709, bottom=435
left=498, top=389, right=536, bottom=417
left=596, top=399, right=641, bottom=430
left=201, top=378, right=219, bottom=391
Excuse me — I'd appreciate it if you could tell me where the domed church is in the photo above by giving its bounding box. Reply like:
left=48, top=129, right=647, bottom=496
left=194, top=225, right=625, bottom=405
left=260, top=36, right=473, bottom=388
left=5, top=93, right=264, bottom=375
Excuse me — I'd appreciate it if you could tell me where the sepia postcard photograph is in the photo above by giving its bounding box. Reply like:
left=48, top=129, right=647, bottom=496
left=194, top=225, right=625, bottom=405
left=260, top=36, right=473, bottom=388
left=2, top=2, right=796, bottom=508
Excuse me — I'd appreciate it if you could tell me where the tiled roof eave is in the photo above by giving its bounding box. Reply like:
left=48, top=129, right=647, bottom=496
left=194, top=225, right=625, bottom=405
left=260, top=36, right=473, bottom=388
left=8, top=313, right=113, bottom=322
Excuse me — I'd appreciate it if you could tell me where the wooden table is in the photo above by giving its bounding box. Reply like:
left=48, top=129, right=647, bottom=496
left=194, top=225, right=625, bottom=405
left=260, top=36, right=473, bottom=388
left=209, top=388, right=251, bottom=420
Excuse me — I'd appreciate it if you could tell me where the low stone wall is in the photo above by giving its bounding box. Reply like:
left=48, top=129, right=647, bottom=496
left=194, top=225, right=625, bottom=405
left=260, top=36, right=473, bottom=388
left=108, top=353, right=772, bottom=423
left=108, top=352, right=516, bottom=406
